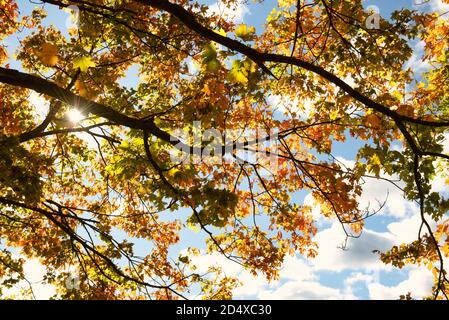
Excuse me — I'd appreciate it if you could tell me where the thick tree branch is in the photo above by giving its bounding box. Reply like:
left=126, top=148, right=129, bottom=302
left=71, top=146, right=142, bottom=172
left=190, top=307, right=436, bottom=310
left=0, top=67, right=182, bottom=147
left=139, top=0, right=449, bottom=129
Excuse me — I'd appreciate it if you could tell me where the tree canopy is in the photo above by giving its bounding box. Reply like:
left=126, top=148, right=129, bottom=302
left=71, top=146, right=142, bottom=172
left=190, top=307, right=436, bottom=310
left=0, top=0, right=448, bottom=299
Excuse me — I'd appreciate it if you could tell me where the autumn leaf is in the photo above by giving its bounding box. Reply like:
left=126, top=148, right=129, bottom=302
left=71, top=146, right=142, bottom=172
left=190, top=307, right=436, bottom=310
left=364, top=113, right=382, bottom=129
left=0, top=46, right=7, bottom=65
left=227, top=59, right=255, bottom=84
left=235, top=24, right=256, bottom=41
left=73, top=56, right=96, bottom=72
left=36, top=43, right=59, bottom=67
left=74, top=79, right=87, bottom=96
left=396, top=104, right=415, bottom=117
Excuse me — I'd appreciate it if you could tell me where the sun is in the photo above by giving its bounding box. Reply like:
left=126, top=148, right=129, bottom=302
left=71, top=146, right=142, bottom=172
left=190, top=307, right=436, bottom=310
left=67, top=109, right=85, bottom=124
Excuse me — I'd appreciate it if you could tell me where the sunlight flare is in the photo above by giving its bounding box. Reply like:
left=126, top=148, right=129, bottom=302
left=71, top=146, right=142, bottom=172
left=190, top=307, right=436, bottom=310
left=67, top=108, right=84, bottom=124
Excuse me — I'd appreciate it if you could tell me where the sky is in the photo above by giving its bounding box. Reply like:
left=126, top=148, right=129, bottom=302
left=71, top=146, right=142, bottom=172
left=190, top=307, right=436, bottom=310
left=2, top=0, right=449, bottom=300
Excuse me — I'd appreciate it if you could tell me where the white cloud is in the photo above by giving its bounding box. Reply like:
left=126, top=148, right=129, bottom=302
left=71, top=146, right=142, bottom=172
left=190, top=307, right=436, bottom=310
left=304, top=193, right=332, bottom=227
left=258, top=280, right=355, bottom=300
left=430, top=0, right=449, bottom=12
left=278, top=256, right=317, bottom=281
left=368, top=267, right=433, bottom=300
left=336, top=157, right=417, bottom=218
left=345, top=271, right=375, bottom=287
left=23, top=259, right=56, bottom=299
left=188, top=210, right=436, bottom=300
left=405, top=40, right=432, bottom=76
left=430, top=172, right=448, bottom=194
left=430, top=133, right=449, bottom=195
left=412, top=0, right=449, bottom=13
left=188, top=252, right=269, bottom=298
left=360, top=177, right=417, bottom=218
left=188, top=253, right=315, bottom=298
left=311, top=223, right=395, bottom=272
left=343, top=74, right=356, bottom=88
left=190, top=252, right=243, bottom=277
left=387, top=214, right=437, bottom=245
left=188, top=251, right=352, bottom=299
left=186, top=57, right=200, bottom=75
left=207, top=0, right=249, bottom=24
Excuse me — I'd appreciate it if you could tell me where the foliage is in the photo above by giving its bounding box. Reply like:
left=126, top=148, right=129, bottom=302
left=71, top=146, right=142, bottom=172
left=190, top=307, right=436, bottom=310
left=0, top=0, right=448, bottom=299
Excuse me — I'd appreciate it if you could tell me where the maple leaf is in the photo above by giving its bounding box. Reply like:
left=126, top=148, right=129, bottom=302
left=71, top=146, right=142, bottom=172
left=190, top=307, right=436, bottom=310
left=201, top=43, right=221, bottom=73
left=364, top=113, right=382, bottom=129
left=36, top=43, right=59, bottom=67
left=235, top=24, right=256, bottom=41
left=73, top=56, right=96, bottom=72
left=396, top=104, right=415, bottom=117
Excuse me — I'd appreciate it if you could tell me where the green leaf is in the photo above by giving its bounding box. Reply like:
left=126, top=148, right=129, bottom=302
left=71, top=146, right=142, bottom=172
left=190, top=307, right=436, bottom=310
left=201, top=43, right=221, bottom=72
left=201, top=43, right=217, bottom=62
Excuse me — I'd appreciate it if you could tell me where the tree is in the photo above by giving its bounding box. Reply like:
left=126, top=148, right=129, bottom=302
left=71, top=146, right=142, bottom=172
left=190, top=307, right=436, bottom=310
left=0, top=0, right=448, bottom=299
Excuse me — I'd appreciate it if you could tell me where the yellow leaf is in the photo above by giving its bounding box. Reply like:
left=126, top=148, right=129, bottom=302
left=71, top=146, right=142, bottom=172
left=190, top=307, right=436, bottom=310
left=227, top=60, right=248, bottom=84
left=167, top=167, right=180, bottom=177
left=214, top=28, right=227, bottom=37
left=73, top=56, right=96, bottom=72
left=187, top=221, right=200, bottom=233
left=235, top=24, right=256, bottom=41
left=367, top=154, right=382, bottom=177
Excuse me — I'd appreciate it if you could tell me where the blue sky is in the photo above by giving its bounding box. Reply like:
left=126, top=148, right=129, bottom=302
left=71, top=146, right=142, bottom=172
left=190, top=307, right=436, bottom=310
left=2, top=0, right=449, bottom=299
